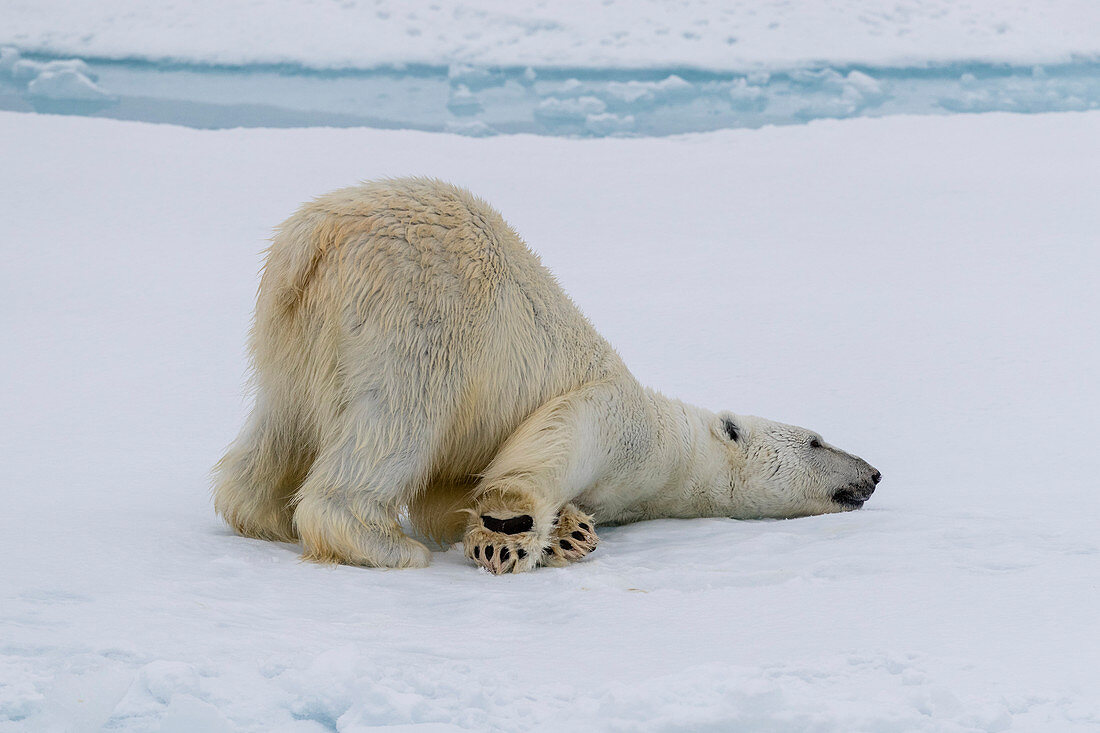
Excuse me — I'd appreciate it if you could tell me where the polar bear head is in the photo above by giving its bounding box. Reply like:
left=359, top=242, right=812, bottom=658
left=713, top=413, right=881, bottom=518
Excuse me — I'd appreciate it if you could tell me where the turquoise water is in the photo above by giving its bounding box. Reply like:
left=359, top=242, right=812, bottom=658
left=3, top=53, right=1099, bottom=135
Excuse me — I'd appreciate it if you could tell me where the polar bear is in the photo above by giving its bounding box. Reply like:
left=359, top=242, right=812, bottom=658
left=213, top=178, right=880, bottom=574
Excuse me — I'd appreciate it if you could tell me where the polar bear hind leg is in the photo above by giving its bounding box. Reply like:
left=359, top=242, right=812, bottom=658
left=291, top=392, right=433, bottom=569
left=212, top=401, right=308, bottom=543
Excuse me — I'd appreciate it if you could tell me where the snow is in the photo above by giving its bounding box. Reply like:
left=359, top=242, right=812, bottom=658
left=2, top=56, right=112, bottom=104
left=26, top=69, right=113, bottom=102
left=3, top=0, right=1100, bottom=71
left=9, top=58, right=97, bottom=84
left=2, top=108, right=1099, bottom=730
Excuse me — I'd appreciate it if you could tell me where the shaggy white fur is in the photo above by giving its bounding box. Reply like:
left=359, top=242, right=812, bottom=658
left=213, top=178, right=880, bottom=573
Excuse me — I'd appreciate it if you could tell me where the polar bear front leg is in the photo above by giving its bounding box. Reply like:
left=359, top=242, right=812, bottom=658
left=463, top=382, right=619, bottom=573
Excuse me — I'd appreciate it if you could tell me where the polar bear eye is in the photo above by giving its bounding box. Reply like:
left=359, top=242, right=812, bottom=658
left=809, top=438, right=822, bottom=449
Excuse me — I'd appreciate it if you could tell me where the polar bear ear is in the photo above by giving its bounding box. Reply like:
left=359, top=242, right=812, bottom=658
left=720, top=416, right=740, bottom=442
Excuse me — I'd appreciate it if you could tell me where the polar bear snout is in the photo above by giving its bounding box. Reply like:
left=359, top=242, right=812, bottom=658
left=832, top=468, right=881, bottom=509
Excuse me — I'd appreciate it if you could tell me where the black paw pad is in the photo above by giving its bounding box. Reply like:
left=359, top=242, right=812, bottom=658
left=473, top=546, right=480, bottom=559
left=517, top=548, right=527, bottom=560
left=485, top=545, right=494, bottom=561
left=560, top=540, right=573, bottom=551
left=499, top=547, right=510, bottom=562
left=481, top=514, right=534, bottom=535
left=579, top=522, right=590, bottom=531
left=571, top=531, right=585, bottom=541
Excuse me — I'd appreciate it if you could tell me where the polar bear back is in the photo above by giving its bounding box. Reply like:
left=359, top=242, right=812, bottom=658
left=252, top=178, right=626, bottom=485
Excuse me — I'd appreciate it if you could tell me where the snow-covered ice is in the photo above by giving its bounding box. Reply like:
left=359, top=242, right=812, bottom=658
left=25, top=69, right=113, bottom=103
left=5, top=4, right=1099, bottom=729
left=2, top=109, right=1099, bottom=731
left=4, top=0, right=1100, bottom=70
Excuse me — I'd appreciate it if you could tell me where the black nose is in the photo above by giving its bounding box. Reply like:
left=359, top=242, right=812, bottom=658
left=871, top=470, right=882, bottom=485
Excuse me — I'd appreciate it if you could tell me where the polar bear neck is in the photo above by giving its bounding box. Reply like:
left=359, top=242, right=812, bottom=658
left=644, top=394, right=735, bottom=521
left=586, top=386, right=737, bottom=524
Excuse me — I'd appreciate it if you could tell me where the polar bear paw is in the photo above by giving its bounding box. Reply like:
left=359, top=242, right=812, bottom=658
left=463, top=504, right=599, bottom=574
left=541, top=504, right=599, bottom=567
left=463, top=512, right=545, bottom=574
